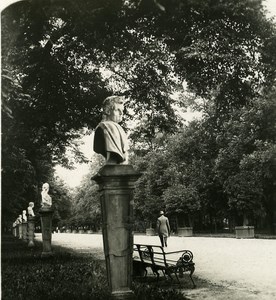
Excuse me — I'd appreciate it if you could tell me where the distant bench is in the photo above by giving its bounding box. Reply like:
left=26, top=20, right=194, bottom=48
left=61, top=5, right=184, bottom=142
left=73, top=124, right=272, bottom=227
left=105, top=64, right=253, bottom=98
left=133, top=243, right=196, bottom=288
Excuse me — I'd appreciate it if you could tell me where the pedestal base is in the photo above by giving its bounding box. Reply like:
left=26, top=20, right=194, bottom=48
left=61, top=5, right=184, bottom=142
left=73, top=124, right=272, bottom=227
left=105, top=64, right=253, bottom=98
left=28, top=241, right=35, bottom=247
left=41, top=251, right=54, bottom=258
left=235, top=226, right=255, bottom=239
left=112, top=290, right=135, bottom=300
left=178, top=227, right=193, bottom=237
left=146, top=228, right=155, bottom=236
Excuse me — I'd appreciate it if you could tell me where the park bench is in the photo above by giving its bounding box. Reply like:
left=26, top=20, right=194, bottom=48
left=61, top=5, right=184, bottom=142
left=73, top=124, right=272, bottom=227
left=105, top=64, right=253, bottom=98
left=133, top=243, right=196, bottom=287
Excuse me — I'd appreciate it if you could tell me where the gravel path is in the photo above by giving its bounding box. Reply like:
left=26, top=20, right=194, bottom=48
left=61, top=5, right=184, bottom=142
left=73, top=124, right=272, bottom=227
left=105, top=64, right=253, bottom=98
left=35, top=233, right=276, bottom=300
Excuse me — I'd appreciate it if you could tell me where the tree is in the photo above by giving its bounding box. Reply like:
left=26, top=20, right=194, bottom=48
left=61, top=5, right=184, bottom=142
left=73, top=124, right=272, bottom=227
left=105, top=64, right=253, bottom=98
left=68, top=155, right=104, bottom=230
left=163, top=184, right=200, bottom=227
left=2, top=0, right=275, bottom=227
left=133, top=148, right=171, bottom=228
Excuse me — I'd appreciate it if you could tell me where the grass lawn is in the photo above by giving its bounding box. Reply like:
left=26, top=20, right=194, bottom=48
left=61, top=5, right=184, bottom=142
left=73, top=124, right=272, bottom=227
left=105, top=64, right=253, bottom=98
left=1, top=235, right=187, bottom=300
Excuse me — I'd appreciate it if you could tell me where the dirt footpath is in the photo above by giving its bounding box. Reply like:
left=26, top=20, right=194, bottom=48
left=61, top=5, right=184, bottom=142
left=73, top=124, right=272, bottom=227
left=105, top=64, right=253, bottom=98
left=37, top=233, right=276, bottom=300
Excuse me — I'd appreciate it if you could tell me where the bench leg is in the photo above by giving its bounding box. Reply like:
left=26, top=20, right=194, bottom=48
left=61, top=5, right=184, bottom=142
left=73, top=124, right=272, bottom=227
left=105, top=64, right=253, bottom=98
left=164, top=269, right=174, bottom=281
left=151, top=267, right=160, bottom=282
left=189, top=265, right=196, bottom=288
left=174, top=271, right=180, bottom=284
left=133, top=261, right=147, bottom=277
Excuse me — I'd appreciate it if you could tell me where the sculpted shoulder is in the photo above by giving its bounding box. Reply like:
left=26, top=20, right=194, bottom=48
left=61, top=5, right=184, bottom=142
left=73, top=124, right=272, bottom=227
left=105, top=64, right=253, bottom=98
left=93, top=96, right=129, bottom=165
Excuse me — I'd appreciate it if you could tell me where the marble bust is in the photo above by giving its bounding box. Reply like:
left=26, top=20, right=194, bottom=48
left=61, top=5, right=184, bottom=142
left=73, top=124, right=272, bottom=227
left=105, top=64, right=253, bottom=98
left=22, top=210, right=27, bottom=222
left=41, top=183, right=52, bottom=208
left=27, top=202, right=35, bottom=217
left=93, top=95, right=129, bottom=164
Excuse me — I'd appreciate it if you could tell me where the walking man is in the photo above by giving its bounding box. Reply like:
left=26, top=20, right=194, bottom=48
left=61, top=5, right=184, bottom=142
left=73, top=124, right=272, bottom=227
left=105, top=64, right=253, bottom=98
left=157, top=211, right=170, bottom=247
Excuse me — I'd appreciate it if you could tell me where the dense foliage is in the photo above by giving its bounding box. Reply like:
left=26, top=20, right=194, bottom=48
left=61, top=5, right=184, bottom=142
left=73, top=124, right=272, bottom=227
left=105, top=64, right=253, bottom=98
left=63, top=155, right=104, bottom=230
left=2, top=0, right=276, bottom=231
left=133, top=88, right=276, bottom=230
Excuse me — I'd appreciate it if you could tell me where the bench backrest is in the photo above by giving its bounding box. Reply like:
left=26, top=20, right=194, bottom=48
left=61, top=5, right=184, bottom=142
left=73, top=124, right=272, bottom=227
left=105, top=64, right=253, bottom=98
left=134, top=244, right=169, bottom=266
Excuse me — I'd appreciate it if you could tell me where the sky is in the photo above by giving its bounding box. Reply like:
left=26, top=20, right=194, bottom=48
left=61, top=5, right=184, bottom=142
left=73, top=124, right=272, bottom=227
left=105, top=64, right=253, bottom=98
left=1, top=0, right=276, bottom=187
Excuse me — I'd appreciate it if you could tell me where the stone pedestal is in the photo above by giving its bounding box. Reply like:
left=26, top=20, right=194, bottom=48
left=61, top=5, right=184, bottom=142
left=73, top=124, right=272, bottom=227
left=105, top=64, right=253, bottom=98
left=178, top=227, right=193, bottom=237
left=235, top=226, right=255, bottom=239
left=18, top=223, right=23, bottom=239
left=28, top=216, right=35, bottom=247
left=22, top=221, right=28, bottom=242
left=93, top=165, right=140, bottom=300
left=146, top=228, right=155, bottom=236
left=39, top=208, right=54, bottom=257
left=16, top=224, right=19, bottom=237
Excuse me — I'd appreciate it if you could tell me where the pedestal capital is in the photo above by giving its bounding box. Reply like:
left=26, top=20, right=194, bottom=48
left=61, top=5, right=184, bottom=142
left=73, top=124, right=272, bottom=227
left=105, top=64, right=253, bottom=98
left=28, top=216, right=35, bottom=222
left=39, top=207, right=54, bottom=215
left=92, top=164, right=141, bottom=190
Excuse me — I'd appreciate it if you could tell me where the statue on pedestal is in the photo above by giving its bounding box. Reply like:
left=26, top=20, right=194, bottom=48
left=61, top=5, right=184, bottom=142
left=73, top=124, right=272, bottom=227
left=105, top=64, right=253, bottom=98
left=41, top=183, right=52, bottom=208
left=93, top=95, right=129, bottom=164
left=27, top=202, right=35, bottom=217
left=17, top=215, right=22, bottom=223
left=22, top=210, right=27, bottom=222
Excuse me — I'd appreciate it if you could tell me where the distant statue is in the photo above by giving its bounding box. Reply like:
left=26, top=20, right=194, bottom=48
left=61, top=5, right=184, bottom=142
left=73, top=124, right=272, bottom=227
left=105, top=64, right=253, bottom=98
left=17, top=215, right=22, bottom=223
left=93, top=95, right=129, bottom=164
left=22, top=210, right=27, bottom=222
left=41, top=183, right=52, bottom=208
left=27, top=202, right=35, bottom=217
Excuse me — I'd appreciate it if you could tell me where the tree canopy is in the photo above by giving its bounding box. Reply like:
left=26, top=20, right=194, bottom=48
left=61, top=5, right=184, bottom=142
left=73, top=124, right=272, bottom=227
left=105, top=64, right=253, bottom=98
left=2, top=0, right=276, bottom=229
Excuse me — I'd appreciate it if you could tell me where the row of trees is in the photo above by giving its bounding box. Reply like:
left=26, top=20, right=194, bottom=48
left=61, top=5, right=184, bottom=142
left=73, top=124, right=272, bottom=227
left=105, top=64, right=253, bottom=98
left=63, top=88, right=276, bottom=232
left=132, top=90, right=276, bottom=232
left=2, top=0, right=276, bottom=232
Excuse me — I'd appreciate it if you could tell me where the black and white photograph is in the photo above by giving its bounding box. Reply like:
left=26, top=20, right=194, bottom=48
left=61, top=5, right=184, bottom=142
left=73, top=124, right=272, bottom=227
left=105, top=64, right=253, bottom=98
left=1, top=0, right=276, bottom=299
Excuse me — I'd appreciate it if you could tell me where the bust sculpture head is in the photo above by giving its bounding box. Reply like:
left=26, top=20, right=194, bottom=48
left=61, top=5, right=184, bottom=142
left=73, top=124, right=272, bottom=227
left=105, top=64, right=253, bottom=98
left=27, top=202, right=35, bottom=217
left=102, top=96, right=124, bottom=123
left=41, top=183, right=52, bottom=208
left=93, top=95, right=129, bottom=164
